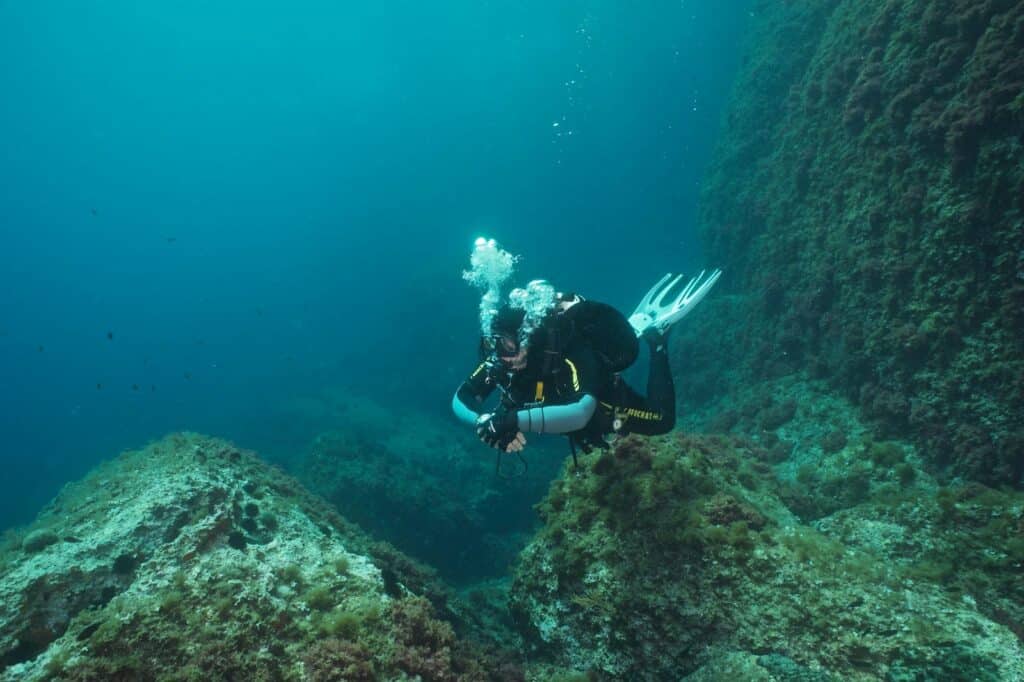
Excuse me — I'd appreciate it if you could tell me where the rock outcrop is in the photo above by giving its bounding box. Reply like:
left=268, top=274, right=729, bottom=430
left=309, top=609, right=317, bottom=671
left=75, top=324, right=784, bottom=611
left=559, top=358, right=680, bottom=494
left=509, top=434, right=1024, bottom=680
left=0, top=433, right=516, bottom=681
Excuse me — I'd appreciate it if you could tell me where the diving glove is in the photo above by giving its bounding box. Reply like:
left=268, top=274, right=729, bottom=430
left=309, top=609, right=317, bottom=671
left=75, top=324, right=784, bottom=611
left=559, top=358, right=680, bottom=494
left=477, top=409, right=519, bottom=450
left=628, top=269, right=722, bottom=336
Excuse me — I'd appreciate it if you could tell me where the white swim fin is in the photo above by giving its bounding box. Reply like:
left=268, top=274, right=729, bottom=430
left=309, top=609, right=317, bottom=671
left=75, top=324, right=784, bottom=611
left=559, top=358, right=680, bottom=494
left=628, top=269, right=722, bottom=336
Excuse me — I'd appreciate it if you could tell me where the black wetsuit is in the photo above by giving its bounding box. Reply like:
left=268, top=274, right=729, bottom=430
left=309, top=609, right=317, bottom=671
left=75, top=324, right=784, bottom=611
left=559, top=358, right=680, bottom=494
left=454, top=336, right=676, bottom=451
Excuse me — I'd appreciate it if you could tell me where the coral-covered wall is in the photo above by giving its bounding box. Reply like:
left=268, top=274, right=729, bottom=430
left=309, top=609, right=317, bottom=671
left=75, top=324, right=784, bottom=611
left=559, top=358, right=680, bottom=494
left=684, top=0, right=1024, bottom=485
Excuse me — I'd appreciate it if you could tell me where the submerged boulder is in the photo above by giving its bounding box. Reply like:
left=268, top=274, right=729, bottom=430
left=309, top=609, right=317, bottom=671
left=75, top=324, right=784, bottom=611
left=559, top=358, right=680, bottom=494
left=0, top=433, right=515, bottom=681
left=510, top=434, right=1024, bottom=680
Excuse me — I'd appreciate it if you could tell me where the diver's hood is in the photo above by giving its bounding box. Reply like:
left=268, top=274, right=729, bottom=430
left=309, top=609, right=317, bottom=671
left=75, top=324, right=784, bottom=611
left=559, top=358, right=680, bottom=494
left=491, top=306, right=526, bottom=339
left=481, top=306, right=558, bottom=362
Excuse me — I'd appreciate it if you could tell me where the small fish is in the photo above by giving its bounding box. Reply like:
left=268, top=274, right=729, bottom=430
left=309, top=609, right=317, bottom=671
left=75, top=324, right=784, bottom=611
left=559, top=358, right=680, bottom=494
left=166, top=237, right=177, bottom=243
left=150, top=385, right=156, bottom=392
left=107, top=331, right=113, bottom=340
left=90, top=208, right=98, bottom=216
left=96, top=383, right=102, bottom=390
left=184, top=372, right=192, bottom=380
left=132, top=384, right=139, bottom=391
left=37, top=345, right=44, bottom=352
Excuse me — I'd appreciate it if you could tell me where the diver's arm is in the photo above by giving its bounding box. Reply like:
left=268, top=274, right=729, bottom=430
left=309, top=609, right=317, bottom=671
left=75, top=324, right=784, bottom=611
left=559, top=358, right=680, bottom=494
left=515, top=394, right=597, bottom=434
left=452, top=361, right=497, bottom=426
left=452, top=384, right=484, bottom=426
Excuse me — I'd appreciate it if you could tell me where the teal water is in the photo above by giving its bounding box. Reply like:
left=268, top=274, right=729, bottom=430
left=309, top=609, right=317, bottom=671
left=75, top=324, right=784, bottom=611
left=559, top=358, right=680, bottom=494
left=0, top=1, right=752, bottom=530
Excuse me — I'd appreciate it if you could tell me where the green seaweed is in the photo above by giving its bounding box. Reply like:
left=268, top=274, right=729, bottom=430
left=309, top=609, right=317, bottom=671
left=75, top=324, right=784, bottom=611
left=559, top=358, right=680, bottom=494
left=867, top=441, right=905, bottom=468
left=320, top=610, right=363, bottom=639
left=303, top=585, right=336, bottom=612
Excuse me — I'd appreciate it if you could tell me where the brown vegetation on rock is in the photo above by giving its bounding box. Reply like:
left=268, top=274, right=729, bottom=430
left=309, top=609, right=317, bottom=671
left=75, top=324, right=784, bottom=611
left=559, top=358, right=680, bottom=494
left=681, top=0, right=1024, bottom=486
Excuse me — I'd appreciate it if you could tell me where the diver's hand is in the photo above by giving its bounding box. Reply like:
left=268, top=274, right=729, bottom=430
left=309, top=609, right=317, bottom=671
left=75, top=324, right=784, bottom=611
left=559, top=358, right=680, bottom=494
left=505, top=432, right=527, bottom=453
left=476, top=410, right=519, bottom=450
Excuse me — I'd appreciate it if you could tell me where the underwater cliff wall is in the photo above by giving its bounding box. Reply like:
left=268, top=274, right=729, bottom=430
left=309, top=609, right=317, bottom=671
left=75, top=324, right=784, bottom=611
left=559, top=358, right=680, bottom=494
left=683, top=0, right=1024, bottom=486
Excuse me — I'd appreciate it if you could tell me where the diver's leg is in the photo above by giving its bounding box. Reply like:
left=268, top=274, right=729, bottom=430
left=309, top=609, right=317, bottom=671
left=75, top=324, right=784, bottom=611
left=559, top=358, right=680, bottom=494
left=615, top=339, right=676, bottom=436
left=645, top=339, right=676, bottom=427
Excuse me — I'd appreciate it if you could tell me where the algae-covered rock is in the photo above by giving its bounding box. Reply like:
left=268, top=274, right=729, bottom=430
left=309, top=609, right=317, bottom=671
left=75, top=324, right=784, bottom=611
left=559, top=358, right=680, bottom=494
left=511, top=434, right=1024, bottom=680
left=0, top=433, right=515, bottom=680
left=815, top=482, right=1024, bottom=646
left=683, top=651, right=832, bottom=682
left=684, top=0, right=1024, bottom=487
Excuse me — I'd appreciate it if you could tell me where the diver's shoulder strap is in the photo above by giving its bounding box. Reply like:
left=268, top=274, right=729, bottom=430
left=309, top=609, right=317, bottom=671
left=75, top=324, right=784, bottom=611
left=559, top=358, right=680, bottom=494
left=539, top=321, right=565, bottom=378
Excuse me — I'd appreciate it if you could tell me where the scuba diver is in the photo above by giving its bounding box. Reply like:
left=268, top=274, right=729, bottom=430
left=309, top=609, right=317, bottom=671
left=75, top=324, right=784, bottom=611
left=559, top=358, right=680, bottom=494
left=452, top=238, right=720, bottom=461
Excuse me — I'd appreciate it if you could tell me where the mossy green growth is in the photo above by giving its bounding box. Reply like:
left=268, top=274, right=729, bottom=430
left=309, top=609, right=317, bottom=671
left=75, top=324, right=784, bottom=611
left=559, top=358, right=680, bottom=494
left=701, top=523, right=729, bottom=546
left=895, top=462, right=916, bottom=487
left=905, top=554, right=955, bottom=584
left=737, top=467, right=758, bottom=490
left=276, top=563, right=304, bottom=586
left=43, top=648, right=73, bottom=677
left=780, top=527, right=842, bottom=564
left=213, top=595, right=235, bottom=619
left=1005, top=536, right=1024, bottom=564
left=87, top=608, right=129, bottom=650
left=159, top=589, right=186, bottom=616
left=727, top=521, right=755, bottom=551
left=796, top=463, right=816, bottom=486
left=321, top=609, right=362, bottom=638
left=1009, top=89, right=1024, bottom=115
left=936, top=487, right=958, bottom=522
left=965, top=486, right=1015, bottom=510
left=63, top=654, right=147, bottom=681
left=867, top=441, right=904, bottom=468
left=315, top=600, right=383, bottom=640
left=547, top=672, right=591, bottom=682
left=303, top=585, right=336, bottom=611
